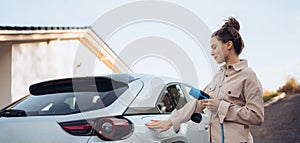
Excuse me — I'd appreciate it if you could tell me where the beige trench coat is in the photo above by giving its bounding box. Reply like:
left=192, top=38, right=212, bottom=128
left=170, top=60, right=264, bottom=143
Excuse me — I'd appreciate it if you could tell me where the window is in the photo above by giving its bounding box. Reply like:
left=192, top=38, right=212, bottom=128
left=6, top=86, right=129, bottom=116
left=3, top=75, right=135, bottom=116
left=157, top=84, right=187, bottom=113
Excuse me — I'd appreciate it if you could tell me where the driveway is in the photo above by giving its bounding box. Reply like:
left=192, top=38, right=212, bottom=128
left=251, top=94, right=300, bottom=143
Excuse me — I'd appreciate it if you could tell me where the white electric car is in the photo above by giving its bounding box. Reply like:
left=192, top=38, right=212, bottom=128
left=0, top=74, right=209, bottom=143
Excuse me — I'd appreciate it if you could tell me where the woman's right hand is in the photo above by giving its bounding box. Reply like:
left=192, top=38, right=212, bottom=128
left=145, top=119, right=173, bottom=133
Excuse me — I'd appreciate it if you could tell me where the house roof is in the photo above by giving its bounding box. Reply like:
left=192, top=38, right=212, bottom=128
left=0, top=26, right=88, bottom=31
left=0, top=25, right=131, bottom=73
left=0, top=25, right=89, bottom=41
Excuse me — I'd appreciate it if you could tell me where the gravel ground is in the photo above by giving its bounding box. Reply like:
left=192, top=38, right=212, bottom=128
left=251, top=94, right=300, bottom=143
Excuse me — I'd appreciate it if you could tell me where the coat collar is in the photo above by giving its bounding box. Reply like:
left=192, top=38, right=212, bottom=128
left=220, top=59, right=248, bottom=71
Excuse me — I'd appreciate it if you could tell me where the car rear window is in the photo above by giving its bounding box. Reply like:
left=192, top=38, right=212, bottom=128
left=9, top=87, right=128, bottom=116
left=4, top=76, right=133, bottom=116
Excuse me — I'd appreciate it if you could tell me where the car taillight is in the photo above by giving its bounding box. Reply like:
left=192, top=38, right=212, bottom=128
left=59, top=120, right=93, bottom=136
left=59, top=117, right=133, bottom=141
left=94, top=117, right=133, bottom=141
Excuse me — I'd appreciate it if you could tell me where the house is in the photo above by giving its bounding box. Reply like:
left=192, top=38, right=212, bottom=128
left=0, top=26, right=131, bottom=108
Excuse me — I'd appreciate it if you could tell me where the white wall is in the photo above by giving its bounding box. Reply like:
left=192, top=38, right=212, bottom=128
left=0, top=42, right=12, bottom=108
left=11, top=40, right=112, bottom=102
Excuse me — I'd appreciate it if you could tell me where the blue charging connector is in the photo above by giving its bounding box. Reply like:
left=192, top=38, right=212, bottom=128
left=189, top=87, right=209, bottom=100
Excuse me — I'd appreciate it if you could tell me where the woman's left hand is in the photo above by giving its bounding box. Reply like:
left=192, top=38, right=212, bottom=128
left=201, top=94, right=220, bottom=112
left=145, top=119, right=172, bottom=133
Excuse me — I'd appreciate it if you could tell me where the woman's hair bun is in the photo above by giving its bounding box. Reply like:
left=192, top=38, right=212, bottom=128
left=222, top=17, right=240, bottom=31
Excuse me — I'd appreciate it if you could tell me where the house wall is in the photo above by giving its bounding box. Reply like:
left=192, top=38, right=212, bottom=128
left=0, top=42, right=12, bottom=108
left=11, top=41, right=78, bottom=102
left=11, top=40, right=112, bottom=103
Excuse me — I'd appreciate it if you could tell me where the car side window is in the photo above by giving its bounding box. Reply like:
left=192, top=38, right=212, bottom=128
left=157, top=84, right=187, bottom=113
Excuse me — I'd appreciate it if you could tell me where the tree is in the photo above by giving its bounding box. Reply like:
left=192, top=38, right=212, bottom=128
left=277, top=77, right=300, bottom=95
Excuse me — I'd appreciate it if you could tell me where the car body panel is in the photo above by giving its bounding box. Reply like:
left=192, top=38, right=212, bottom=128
left=124, top=114, right=209, bottom=143
left=0, top=116, right=90, bottom=143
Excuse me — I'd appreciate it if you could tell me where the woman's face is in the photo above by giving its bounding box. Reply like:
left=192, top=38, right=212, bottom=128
left=210, top=36, right=228, bottom=64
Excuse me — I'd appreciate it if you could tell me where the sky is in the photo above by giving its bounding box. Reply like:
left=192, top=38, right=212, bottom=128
left=1, top=0, right=299, bottom=91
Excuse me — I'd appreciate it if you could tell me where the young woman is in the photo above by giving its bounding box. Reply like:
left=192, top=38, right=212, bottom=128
left=145, top=17, right=264, bottom=143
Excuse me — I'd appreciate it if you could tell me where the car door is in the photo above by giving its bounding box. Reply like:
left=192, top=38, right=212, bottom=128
left=140, top=83, right=188, bottom=143
left=144, top=83, right=209, bottom=143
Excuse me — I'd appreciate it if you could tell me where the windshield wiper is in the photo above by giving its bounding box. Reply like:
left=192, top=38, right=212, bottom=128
left=0, top=109, right=27, bottom=117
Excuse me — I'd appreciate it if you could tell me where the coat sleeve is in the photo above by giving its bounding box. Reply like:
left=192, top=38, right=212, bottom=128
left=169, top=98, right=205, bottom=132
left=217, top=72, right=264, bottom=125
